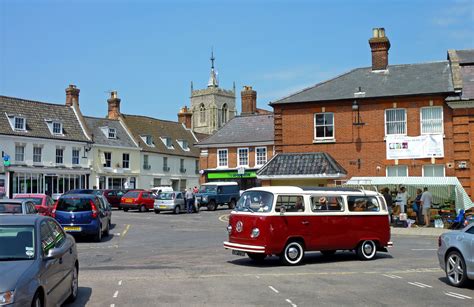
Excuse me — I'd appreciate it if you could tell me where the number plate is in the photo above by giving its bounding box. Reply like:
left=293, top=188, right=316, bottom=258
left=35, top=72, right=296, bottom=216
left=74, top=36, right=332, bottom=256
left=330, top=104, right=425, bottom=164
left=159, top=205, right=167, bottom=209
left=232, top=250, right=246, bottom=257
left=126, top=199, right=133, bottom=203
left=64, top=226, right=81, bottom=232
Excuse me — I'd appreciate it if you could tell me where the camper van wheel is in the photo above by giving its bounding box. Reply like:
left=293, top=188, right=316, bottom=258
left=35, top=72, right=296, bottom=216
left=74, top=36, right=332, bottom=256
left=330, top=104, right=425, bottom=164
left=320, top=250, right=336, bottom=256
left=208, top=200, right=217, bottom=211
left=280, top=241, right=304, bottom=266
left=357, top=240, right=377, bottom=260
left=247, top=253, right=266, bottom=262
left=228, top=199, right=236, bottom=209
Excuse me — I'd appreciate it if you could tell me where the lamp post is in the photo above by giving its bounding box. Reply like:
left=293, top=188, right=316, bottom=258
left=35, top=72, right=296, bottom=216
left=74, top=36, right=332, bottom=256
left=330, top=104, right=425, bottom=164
left=352, top=100, right=365, bottom=126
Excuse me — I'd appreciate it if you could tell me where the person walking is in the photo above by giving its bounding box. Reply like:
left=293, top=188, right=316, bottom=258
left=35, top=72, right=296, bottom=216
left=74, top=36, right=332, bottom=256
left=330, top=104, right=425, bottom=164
left=185, top=188, right=194, bottom=214
left=395, top=186, right=409, bottom=214
left=420, top=187, right=433, bottom=227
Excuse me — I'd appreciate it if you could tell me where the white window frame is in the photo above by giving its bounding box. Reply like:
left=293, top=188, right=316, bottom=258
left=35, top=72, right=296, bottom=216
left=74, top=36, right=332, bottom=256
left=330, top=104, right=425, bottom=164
left=33, top=146, right=42, bottom=163
left=422, top=164, right=445, bottom=177
left=122, top=153, right=130, bottom=169
left=103, top=152, right=112, bottom=168
left=314, top=112, right=335, bottom=141
left=56, top=148, right=64, bottom=164
left=255, top=147, right=267, bottom=166
left=14, top=117, right=26, bottom=131
left=52, top=122, right=62, bottom=135
left=420, top=106, right=443, bottom=135
left=237, top=148, right=249, bottom=167
left=386, top=165, right=408, bottom=177
left=385, top=108, right=407, bottom=136
left=160, top=137, right=174, bottom=149
left=108, top=128, right=117, bottom=139
left=15, top=145, right=25, bottom=162
left=177, top=139, right=189, bottom=151
left=217, top=149, right=228, bottom=168
left=72, top=148, right=80, bottom=165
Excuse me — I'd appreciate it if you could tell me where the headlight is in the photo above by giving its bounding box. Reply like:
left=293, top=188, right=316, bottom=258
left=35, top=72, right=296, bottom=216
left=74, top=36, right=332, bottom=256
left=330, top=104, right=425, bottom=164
left=251, top=228, right=260, bottom=238
left=0, top=290, right=14, bottom=305
left=227, top=225, right=232, bottom=234
left=203, top=196, right=208, bottom=201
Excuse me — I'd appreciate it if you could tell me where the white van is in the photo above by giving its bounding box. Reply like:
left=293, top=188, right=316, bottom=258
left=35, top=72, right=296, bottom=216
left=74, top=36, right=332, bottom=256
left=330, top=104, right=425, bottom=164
left=151, top=186, right=173, bottom=195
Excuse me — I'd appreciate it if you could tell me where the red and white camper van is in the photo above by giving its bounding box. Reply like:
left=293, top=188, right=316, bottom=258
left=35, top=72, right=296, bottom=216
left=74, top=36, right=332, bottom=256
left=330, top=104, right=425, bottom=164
left=224, top=186, right=392, bottom=265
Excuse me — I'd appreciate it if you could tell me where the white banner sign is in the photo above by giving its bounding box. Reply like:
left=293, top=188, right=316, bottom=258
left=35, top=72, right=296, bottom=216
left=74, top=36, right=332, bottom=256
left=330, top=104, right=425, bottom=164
left=386, top=134, right=444, bottom=160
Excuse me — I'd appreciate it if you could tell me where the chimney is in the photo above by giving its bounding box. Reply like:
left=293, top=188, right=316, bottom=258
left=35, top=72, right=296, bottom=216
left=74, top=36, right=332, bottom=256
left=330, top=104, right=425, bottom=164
left=369, top=28, right=391, bottom=71
left=178, top=106, right=192, bottom=129
left=241, top=86, right=257, bottom=115
left=107, top=91, right=121, bottom=120
left=65, top=84, right=80, bottom=106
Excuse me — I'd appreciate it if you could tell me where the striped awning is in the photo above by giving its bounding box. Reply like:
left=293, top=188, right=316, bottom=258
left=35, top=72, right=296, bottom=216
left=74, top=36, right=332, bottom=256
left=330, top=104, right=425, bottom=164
left=344, top=177, right=473, bottom=211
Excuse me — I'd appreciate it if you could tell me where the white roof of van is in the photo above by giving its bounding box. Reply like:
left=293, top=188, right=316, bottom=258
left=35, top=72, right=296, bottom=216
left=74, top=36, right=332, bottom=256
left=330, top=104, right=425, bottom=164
left=202, top=182, right=238, bottom=186
left=245, top=186, right=380, bottom=196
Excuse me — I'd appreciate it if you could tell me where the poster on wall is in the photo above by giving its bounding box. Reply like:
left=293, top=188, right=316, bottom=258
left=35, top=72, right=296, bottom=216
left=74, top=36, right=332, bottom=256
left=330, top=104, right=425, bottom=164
left=386, top=134, right=444, bottom=160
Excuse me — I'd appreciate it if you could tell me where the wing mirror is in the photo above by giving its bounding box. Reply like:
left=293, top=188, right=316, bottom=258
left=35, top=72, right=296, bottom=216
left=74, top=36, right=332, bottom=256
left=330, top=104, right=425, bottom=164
left=280, top=206, right=286, bottom=215
left=45, top=247, right=63, bottom=260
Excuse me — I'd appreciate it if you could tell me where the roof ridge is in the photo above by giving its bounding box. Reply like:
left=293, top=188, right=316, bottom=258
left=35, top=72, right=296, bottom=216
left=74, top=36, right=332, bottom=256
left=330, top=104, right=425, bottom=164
left=123, top=113, right=181, bottom=125
left=83, top=115, right=119, bottom=121
left=0, top=94, right=67, bottom=108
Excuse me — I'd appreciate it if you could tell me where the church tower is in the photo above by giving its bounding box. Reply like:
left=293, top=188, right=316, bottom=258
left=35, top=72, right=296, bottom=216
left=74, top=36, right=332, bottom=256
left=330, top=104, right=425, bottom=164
left=189, top=51, right=236, bottom=135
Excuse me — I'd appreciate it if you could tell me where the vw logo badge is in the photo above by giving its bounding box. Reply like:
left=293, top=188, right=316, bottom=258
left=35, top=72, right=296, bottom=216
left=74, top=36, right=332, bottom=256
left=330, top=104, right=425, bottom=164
left=236, top=221, right=243, bottom=233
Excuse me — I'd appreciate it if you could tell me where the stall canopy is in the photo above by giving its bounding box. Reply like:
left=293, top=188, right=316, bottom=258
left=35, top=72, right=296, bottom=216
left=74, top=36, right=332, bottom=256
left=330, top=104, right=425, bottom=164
left=344, top=177, right=473, bottom=211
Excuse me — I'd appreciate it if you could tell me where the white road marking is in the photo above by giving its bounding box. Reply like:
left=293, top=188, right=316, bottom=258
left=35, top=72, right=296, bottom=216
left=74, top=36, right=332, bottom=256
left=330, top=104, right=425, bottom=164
left=110, top=304, right=115, bottom=307
left=410, top=282, right=432, bottom=288
left=255, top=276, right=260, bottom=279
left=286, top=298, right=297, bottom=307
left=407, top=282, right=430, bottom=288
left=382, top=274, right=403, bottom=279
left=411, top=249, right=437, bottom=251
left=445, top=292, right=467, bottom=300
left=115, top=233, right=121, bottom=236
left=268, top=286, right=279, bottom=293
left=113, top=290, right=119, bottom=298
left=446, top=292, right=472, bottom=299
left=118, top=280, right=122, bottom=286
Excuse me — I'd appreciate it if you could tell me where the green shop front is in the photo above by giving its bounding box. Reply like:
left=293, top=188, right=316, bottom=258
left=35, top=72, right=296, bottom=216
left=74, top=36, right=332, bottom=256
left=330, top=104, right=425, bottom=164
left=204, top=169, right=260, bottom=190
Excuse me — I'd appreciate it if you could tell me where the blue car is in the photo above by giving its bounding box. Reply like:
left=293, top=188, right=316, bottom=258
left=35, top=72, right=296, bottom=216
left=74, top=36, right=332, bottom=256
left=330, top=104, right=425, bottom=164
left=52, top=194, right=110, bottom=242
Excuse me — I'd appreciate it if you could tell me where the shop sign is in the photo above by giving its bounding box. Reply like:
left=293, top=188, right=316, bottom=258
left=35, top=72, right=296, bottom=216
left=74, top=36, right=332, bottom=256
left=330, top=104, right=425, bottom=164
left=207, top=171, right=257, bottom=179
left=386, top=134, right=444, bottom=160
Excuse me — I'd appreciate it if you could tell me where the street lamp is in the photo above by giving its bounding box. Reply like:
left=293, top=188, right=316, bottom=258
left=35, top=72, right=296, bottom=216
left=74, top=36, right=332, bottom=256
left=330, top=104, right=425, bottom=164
left=352, top=100, right=365, bottom=126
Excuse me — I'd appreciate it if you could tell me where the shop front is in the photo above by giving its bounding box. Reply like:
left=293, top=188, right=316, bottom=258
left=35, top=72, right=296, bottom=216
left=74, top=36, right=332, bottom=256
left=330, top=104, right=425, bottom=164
left=204, top=169, right=260, bottom=190
left=97, top=175, right=137, bottom=190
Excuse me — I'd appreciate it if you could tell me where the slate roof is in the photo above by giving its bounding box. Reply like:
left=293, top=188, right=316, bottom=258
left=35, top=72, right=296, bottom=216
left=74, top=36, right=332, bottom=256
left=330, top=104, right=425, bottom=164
left=196, top=114, right=274, bottom=146
left=271, top=61, right=454, bottom=105
left=121, top=114, right=199, bottom=157
left=84, top=116, right=138, bottom=148
left=256, top=153, right=347, bottom=178
left=457, top=50, right=474, bottom=64
left=0, top=95, right=88, bottom=142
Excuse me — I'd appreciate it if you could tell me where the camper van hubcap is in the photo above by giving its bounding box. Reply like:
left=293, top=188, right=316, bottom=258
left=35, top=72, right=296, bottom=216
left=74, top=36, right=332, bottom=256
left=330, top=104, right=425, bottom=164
left=363, top=243, right=374, bottom=255
left=288, top=247, right=299, bottom=259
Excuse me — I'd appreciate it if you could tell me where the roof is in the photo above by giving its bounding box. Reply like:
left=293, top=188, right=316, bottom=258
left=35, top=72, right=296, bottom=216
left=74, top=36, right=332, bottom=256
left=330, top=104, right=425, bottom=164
left=457, top=49, right=474, bottom=64
left=271, top=61, right=454, bottom=105
left=194, top=132, right=210, bottom=141
left=121, top=114, right=199, bottom=158
left=0, top=95, right=89, bottom=142
left=256, top=152, right=347, bottom=179
left=84, top=116, right=138, bottom=148
left=246, top=186, right=379, bottom=195
left=461, top=65, right=474, bottom=99
left=197, top=114, right=274, bottom=146
left=0, top=214, right=44, bottom=225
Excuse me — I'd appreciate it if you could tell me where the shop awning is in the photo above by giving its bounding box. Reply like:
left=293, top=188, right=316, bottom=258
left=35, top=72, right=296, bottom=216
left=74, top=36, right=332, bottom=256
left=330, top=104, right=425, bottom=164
left=344, top=177, right=473, bottom=210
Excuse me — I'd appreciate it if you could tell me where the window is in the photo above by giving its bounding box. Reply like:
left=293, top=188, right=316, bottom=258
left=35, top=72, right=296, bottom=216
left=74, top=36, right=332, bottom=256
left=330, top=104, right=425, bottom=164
left=108, top=128, right=116, bottom=139
left=103, top=152, right=111, bottom=168
left=14, top=117, right=26, bottom=131
left=153, top=178, right=161, bottom=186
left=385, top=109, right=406, bottom=135
left=421, top=107, right=443, bottom=134
left=222, top=103, right=228, bottom=124
left=423, top=164, right=445, bottom=177
left=275, top=195, right=304, bottom=212
left=238, top=148, right=249, bottom=166
left=217, top=149, right=228, bottom=167
left=122, top=153, right=130, bottom=169
left=255, top=147, right=267, bottom=166
left=200, top=103, right=206, bottom=123
left=143, top=155, right=150, bottom=169
left=163, top=157, right=168, bottom=168
left=56, top=148, right=64, bottom=164
left=72, top=149, right=80, bottom=165
left=15, top=145, right=25, bottom=162
left=386, top=165, right=408, bottom=177
left=177, top=139, right=189, bottom=150
left=161, top=137, right=174, bottom=149
left=33, top=146, right=42, bottom=163
left=195, top=160, right=199, bottom=174
left=180, top=159, right=186, bottom=173
left=314, top=113, right=334, bottom=140
left=140, top=135, right=154, bottom=146
left=348, top=196, right=380, bottom=212
left=310, top=196, right=343, bottom=212
left=52, top=122, right=62, bottom=134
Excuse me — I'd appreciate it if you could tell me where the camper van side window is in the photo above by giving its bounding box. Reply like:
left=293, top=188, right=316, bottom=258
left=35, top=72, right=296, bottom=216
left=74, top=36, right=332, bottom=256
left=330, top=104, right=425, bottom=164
left=348, top=196, right=380, bottom=212
left=275, top=195, right=304, bottom=212
left=311, top=196, right=343, bottom=212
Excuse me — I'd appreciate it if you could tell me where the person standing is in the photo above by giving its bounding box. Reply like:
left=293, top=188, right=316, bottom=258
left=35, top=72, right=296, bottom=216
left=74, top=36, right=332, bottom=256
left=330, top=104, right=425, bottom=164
left=382, top=187, right=393, bottom=222
left=395, top=186, right=409, bottom=214
left=185, top=188, right=194, bottom=214
left=420, top=187, right=433, bottom=227
left=413, top=188, right=423, bottom=225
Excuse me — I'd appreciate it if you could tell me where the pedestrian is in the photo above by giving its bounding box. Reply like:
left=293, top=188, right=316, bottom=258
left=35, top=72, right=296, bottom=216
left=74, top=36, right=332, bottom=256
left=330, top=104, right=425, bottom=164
left=193, top=186, right=199, bottom=194
left=420, top=187, right=433, bottom=227
left=381, top=187, right=393, bottom=221
left=185, top=188, right=194, bottom=214
left=395, top=186, right=409, bottom=214
left=413, top=188, right=423, bottom=225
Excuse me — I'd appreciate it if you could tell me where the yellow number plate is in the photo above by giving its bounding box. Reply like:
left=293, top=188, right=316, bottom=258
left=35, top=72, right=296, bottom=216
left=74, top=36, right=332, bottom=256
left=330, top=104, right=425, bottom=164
left=126, top=199, right=133, bottom=203
left=64, top=226, right=81, bottom=232
left=159, top=205, right=167, bottom=209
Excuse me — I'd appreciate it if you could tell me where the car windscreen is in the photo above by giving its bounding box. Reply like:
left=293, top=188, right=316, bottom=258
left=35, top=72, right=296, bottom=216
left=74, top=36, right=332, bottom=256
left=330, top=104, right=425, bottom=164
left=0, top=203, right=23, bottom=214
left=56, top=197, right=92, bottom=212
left=14, top=198, right=43, bottom=205
left=199, top=185, right=217, bottom=193
left=0, top=226, right=35, bottom=260
left=123, top=191, right=140, bottom=198
left=157, top=193, right=174, bottom=200
left=235, top=191, right=274, bottom=213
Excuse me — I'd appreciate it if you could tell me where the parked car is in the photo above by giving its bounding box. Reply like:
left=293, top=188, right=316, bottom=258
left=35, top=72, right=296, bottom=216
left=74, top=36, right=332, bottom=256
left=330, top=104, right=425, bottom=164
left=52, top=194, right=111, bottom=242
left=0, top=215, right=79, bottom=306
left=438, top=224, right=474, bottom=287
left=195, top=182, right=240, bottom=211
left=62, top=189, right=113, bottom=224
left=154, top=191, right=186, bottom=214
left=151, top=186, right=173, bottom=196
left=13, top=193, right=55, bottom=216
left=121, top=190, right=155, bottom=212
left=101, top=189, right=129, bottom=209
left=0, top=199, right=38, bottom=215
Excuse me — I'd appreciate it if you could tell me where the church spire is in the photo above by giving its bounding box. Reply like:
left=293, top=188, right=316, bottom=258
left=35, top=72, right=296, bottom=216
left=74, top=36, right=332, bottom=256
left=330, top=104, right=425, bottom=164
left=208, top=49, right=218, bottom=88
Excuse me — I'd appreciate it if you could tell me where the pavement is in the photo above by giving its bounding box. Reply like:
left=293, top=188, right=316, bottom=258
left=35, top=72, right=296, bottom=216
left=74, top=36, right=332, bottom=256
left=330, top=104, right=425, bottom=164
left=390, top=225, right=452, bottom=237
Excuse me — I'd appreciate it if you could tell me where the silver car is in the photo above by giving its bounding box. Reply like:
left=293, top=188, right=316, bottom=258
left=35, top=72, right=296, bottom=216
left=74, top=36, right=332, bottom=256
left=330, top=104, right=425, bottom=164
left=0, top=199, right=37, bottom=215
left=0, top=215, right=79, bottom=306
left=154, top=191, right=186, bottom=214
left=437, top=223, right=474, bottom=287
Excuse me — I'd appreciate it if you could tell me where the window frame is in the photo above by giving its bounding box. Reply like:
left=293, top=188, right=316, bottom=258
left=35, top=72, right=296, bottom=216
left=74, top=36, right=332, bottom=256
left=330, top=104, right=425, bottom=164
left=310, top=195, right=344, bottom=212
left=72, top=148, right=80, bottom=165
left=385, top=108, right=407, bottom=136
left=420, top=106, right=443, bottom=135
left=422, top=164, right=445, bottom=177
left=14, top=117, right=26, bottom=131
left=122, top=153, right=130, bottom=169
left=108, top=128, right=117, bottom=139
left=217, top=149, right=228, bottom=168
left=33, top=146, right=42, bottom=163
left=52, top=122, right=62, bottom=135
left=237, top=148, right=249, bottom=167
left=103, top=152, right=112, bottom=168
left=386, top=165, right=408, bottom=177
left=255, top=147, right=267, bottom=166
left=314, top=112, right=335, bottom=141
left=55, top=148, right=64, bottom=164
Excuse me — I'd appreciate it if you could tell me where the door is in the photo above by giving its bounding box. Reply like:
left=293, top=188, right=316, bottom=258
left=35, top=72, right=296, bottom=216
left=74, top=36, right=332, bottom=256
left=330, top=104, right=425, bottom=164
left=45, top=176, right=54, bottom=197
left=40, top=221, right=63, bottom=304
left=142, top=192, right=154, bottom=209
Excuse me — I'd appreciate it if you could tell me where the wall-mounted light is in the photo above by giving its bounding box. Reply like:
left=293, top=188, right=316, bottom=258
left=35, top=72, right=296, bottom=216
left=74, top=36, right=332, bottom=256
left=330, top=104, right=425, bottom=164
left=352, top=100, right=365, bottom=126
left=82, top=141, right=93, bottom=159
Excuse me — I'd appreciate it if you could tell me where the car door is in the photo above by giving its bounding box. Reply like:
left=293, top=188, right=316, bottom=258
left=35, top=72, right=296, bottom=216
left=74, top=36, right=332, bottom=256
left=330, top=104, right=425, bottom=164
left=96, top=197, right=108, bottom=231
left=142, top=192, right=153, bottom=209
left=40, top=220, right=63, bottom=304
left=176, top=192, right=185, bottom=207
left=464, top=226, right=474, bottom=274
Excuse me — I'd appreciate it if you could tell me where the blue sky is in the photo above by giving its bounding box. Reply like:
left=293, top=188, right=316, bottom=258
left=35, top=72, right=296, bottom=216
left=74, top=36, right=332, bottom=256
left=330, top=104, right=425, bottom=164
left=1, top=0, right=473, bottom=121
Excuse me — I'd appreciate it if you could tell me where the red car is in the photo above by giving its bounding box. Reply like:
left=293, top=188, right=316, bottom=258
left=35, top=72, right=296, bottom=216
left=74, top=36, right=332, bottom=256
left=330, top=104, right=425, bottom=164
left=13, top=193, right=55, bottom=216
left=121, top=190, right=154, bottom=212
left=100, top=189, right=128, bottom=209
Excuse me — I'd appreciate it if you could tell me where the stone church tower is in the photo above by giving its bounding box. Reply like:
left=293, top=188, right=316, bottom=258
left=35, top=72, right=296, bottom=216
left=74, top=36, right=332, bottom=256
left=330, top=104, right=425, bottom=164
left=189, top=52, right=236, bottom=135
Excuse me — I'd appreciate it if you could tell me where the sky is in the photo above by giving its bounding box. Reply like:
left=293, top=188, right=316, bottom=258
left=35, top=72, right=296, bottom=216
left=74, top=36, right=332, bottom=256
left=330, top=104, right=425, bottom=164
left=1, top=0, right=473, bottom=121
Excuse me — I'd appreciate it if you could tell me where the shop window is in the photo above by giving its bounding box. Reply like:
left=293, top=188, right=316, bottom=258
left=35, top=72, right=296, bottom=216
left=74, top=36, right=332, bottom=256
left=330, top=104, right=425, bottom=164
left=314, top=112, right=334, bottom=140
left=386, top=165, right=408, bottom=177
left=310, top=196, right=343, bottom=212
left=15, top=145, right=25, bottom=162
left=423, top=164, right=445, bottom=177
left=238, top=148, right=249, bottom=166
left=217, top=149, right=228, bottom=167
left=122, top=153, right=130, bottom=169
left=33, top=146, right=42, bottom=163
left=385, top=109, right=406, bottom=135
left=72, top=149, right=80, bottom=165
left=348, top=196, right=380, bottom=212
left=255, top=147, right=267, bottom=166
left=275, top=195, right=304, bottom=212
left=420, top=107, right=443, bottom=134
left=55, top=148, right=64, bottom=164
left=103, top=152, right=111, bottom=168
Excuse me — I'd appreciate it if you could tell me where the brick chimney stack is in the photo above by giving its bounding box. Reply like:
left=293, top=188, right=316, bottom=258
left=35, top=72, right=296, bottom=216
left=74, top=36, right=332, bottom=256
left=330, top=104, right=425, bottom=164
left=369, top=28, right=391, bottom=71
left=65, top=84, right=80, bottom=107
left=241, top=86, right=257, bottom=115
left=107, top=91, right=121, bottom=120
left=178, top=106, right=192, bottom=129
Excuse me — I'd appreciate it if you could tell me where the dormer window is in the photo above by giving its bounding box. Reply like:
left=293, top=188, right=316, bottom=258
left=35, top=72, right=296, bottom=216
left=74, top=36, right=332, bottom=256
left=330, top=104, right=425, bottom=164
left=177, top=139, right=189, bottom=151
left=108, top=128, right=116, bottom=139
left=44, top=119, right=63, bottom=135
left=52, top=122, right=62, bottom=135
left=160, top=137, right=174, bottom=149
left=140, top=135, right=154, bottom=147
left=15, top=117, right=26, bottom=130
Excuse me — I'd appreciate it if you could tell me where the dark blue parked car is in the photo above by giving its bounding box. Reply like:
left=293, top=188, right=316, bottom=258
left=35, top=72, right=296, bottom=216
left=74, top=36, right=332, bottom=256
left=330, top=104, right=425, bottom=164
left=195, top=182, right=240, bottom=211
left=52, top=194, right=110, bottom=242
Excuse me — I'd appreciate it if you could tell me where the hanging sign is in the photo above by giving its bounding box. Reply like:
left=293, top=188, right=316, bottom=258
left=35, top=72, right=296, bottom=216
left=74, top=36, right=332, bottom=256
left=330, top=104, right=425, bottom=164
left=386, top=134, right=444, bottom=160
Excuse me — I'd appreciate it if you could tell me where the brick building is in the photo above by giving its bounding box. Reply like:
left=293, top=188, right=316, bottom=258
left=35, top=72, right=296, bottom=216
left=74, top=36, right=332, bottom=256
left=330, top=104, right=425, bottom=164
left=260, top=28, right=474, bottom=199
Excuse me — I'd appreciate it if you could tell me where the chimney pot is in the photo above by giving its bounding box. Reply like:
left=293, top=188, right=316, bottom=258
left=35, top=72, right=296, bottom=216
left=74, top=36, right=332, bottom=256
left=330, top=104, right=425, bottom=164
left=177, top=105, right=192, bottom=129
left=241, top=85, right=257, bottom=115
left=107, top=91, right=121, bottom=120
left=369, top=28, right=390, bottom=71
left=65, top=84, right=80, bottom=107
